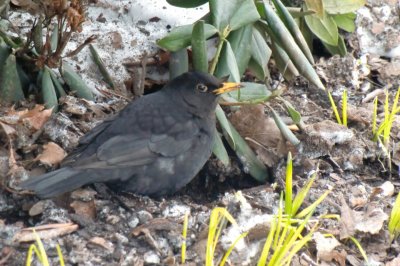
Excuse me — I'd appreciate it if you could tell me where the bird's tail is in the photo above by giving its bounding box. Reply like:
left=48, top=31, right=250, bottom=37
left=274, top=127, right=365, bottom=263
left=20, top=168, right=90, bottom=198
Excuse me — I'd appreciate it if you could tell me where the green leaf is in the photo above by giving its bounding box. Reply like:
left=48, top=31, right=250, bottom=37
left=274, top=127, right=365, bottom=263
left=270, top=39, right=299, bottom=81
left=157, top=24, right=218, bottom=52
left=257, top=3, right=325, bottom=89
left=61, top=63, right=94, bottom=101
left=209, top=0, right=260, bottom=31
left=212, top=129, right=230, bottom=166
left=0, top=54, right=24, bottom=103
left=191, top=20, right=208, bottom=73
left=304, top=4, right=339, bottom=46
left=214, top=41, right=240, bottom=82
left=46, top=66, right=66, bottom=98
left=332, top=13, right=356, bottom=32
left=273, top=0, right=314, bottom=64
left=169, top=49, right=189, bottom=79
left=227, top=82, right=271, bottom=102
left=89, top=44, right=116, bottom=89
left=249, top=26, right=271, bottom=81
left=323, top=0, right=365, bottom=14
left=216, top=105, right=235, bottom=149
left=304, top=0, right=324, bottom=17
left=322, top=35, right=347, bottom=56
left=42, top=68, right=58, bottom=112
left=166, top=0, right=208, bottom=8
left=51, top=24, right=58, bottom=52
left=270, top=109, right=300, bottom=146
left=227, top=24, right=253, bottom=75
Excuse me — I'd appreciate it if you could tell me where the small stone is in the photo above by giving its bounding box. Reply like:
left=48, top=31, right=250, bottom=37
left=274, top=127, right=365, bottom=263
left=143, top=251, right=160, bottom=264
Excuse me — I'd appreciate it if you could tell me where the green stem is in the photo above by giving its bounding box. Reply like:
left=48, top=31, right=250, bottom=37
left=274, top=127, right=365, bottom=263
left=209, top=26, right=231, bottom=75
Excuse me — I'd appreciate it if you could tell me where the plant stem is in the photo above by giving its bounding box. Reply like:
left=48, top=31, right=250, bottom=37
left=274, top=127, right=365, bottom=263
left=209, top=26, right=231, bottom=75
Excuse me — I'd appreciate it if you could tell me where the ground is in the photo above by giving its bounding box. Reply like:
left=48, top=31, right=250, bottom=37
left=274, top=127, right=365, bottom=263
left=1, top=0, right=400, bottom=265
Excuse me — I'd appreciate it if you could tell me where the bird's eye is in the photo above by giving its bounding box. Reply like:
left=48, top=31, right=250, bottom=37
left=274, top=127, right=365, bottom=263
left=196, top=83, right=208, bottom=92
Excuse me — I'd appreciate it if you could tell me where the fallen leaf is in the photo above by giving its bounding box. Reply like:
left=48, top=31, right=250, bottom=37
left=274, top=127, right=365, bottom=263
left=339, top=196, right=356, bottom=240
left=13, top=223, right=79, bottom=242
left=229, top=104, right=287, bottom=167
left=88, top=237, right=114, bottom=252
left=20, top=105, right=53, bottom=131
left=35, top=142, right=66, bottom=166
left=314, top=232, right=346, bottom=266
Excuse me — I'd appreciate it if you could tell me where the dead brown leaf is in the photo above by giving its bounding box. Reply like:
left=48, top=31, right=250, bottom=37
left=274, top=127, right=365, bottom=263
left=314, top=232, right=346, bottom=266
left=229, top=104, right=287, bottom=167
left=13, top=223, right=79, bottom=243
left=70, top=199, right=97, bottom=220
left=20, top=105, right=53, bottom=132
left=35, top=142, right=66, bottom=166
left=88, top=237, right=114, bottom=252
left=339, top=196, right=356, bottom=240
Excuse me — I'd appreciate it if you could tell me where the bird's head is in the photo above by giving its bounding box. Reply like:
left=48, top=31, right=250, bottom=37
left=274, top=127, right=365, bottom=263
left=164, top=71, right=241, bottom=115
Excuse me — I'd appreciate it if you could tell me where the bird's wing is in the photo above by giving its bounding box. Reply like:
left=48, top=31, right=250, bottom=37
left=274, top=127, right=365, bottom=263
left=72, top=117, right=199, bottom=170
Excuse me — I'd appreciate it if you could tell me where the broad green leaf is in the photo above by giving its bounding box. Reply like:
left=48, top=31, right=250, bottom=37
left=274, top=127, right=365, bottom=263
left=221, top=119, right=269, bottom=182
left=166, top=0, right=208, bottom=8
left=332, top=13, right=356, bottom=32
left=212, top=129, right=230, bottom=166
left=304, top=4, right=338, bottom=46
left=248, top=57, right=267, bottom=81
left=157, top=24, right=218, bottom=52
left=249, top=26, right=271, bottom=81
left=42, top=68, right=58, bottom=112
left=0, top=54, right=24, bottom=103
left=273, top=0, right=314, bottom=64
left=323, top=0, right=365, bottom=14
left=169, top=49, right=189, bottom=79
left=304, top=0, right=324, bottom=18
left=227, top=82, right=271, bottom=102
left=227, top=24, right=253, bottom=75
left=62, top=63, right=94, bottom=101
left=209, top=0, right=260, bottom=32
left=191, top=20, right=208, bottom=73
left=214, top=41, right=240, bottom=82
left=257, top=3, right=325, bottom=89
left=322, top=35, right=347, bottom=56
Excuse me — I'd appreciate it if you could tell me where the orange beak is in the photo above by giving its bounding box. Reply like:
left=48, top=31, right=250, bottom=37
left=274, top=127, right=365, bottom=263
left=213, top=82, right=242, bottom=95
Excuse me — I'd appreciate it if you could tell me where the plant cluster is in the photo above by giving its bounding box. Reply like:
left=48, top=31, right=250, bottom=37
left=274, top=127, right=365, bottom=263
left=0, top=0, right=94, bottom=110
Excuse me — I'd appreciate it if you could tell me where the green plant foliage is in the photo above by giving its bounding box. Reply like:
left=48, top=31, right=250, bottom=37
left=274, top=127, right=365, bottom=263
left=209, top=0, right=260, bottom=32
left=158, top=24, right=218, bottom=52
left=226, top=82, right=271, bottom=103
left=227, top=24, right=253, bottom=75
left=41, top=68, right=58, bottom=111
left=214, top=42, right=240, bottom=82
left=61, top=63, right=94, bottom=101
left=0, top=53, right=24, bottom=103
left=323, top=0, right=366, bottom=14
left=257, top=2, right=325, bottom=89
left=273, top=0, right=314, bottom=64
left=191, top=20, right=208, bottom=73
left=249, top=26, right=271, bottom=81
left=332, top=13, right=356, bottom=32
left=304, top=4, right=338, bottom=46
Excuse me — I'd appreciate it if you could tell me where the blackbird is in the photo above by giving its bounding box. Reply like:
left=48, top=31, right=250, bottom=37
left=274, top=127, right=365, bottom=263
left=20, top=71, right=240, bottom=198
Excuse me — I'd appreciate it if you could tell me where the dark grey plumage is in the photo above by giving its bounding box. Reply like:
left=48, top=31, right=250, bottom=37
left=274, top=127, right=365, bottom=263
left=20, top=72, right=228, bottom=198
